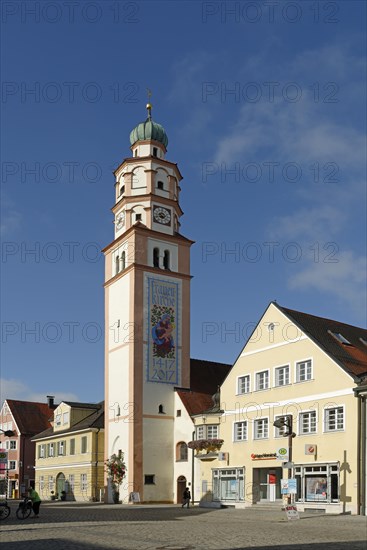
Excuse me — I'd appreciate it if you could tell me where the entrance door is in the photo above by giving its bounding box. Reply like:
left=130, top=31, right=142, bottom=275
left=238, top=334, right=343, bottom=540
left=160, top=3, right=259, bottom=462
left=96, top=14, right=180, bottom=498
left=255, top=468, right=282, bottom=502
left=177, top=476, right=186, bottom=504
left=56, top=473, right=66, bottom=497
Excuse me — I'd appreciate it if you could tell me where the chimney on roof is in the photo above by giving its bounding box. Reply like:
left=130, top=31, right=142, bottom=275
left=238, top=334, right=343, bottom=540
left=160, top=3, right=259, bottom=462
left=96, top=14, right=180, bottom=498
left=47, top=395, right=55, bottom=408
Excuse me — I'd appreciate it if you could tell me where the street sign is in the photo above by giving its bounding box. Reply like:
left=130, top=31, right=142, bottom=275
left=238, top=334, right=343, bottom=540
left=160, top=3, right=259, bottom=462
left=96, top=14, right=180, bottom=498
left=305, top=444, right=317, bottom=455
left=276, top=447, right=289, bottom=461
left=285, top=504, right=300, bottom=521
left=282, top=461, right=294, bottom=469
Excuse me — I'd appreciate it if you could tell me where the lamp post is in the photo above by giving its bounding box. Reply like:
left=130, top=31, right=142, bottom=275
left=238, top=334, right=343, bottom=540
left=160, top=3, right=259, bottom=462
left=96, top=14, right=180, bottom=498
left=273, top=415, right=296, bottom=504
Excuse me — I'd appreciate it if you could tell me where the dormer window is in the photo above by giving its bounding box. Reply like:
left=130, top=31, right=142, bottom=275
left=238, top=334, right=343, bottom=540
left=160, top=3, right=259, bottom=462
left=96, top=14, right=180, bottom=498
left=157, top=181, right=164, bottom=190
left=328, top=331, right=352, bottom=345
left=55, top=414, right=61, bottom=427
left=153, top=147, right=158, bottom=157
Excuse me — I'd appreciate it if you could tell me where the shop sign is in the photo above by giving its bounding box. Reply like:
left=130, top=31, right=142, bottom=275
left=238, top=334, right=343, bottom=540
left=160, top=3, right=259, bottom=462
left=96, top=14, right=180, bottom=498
left=276, top=447, right=289, bottom=461
left=250, top=453, right=277, bottom=461
left=305, top=444, right=317, bottom=455
left=285, top=504, right=300, bottom=521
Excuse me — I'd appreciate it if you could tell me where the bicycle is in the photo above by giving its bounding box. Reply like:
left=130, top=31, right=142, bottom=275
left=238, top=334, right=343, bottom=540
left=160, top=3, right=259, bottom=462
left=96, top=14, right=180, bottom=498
left=0, top=501, right=11, bottom=520
left=16, top=496, right=33, bottom=520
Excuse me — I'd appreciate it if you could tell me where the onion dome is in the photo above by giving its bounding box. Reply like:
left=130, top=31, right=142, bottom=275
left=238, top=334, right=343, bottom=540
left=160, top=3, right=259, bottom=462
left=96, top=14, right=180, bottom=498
left=129, top=103, right=168, bottom=148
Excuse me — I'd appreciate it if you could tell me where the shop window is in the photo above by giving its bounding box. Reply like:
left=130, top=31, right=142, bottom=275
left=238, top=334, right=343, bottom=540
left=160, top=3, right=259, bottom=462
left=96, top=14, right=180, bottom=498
left=295, top=464, right=340, bottom=504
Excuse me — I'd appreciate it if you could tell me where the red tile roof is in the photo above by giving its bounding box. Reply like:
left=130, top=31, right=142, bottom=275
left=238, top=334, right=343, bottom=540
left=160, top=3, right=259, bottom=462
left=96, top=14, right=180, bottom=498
left=5, top=400, right=56, bottom=435
left=177, top=359, right=232, bottom=416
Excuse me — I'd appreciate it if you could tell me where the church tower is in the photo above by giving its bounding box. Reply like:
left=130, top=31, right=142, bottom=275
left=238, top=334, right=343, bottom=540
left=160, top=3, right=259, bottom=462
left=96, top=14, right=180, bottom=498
left=104, top=103, right=193, bottom=502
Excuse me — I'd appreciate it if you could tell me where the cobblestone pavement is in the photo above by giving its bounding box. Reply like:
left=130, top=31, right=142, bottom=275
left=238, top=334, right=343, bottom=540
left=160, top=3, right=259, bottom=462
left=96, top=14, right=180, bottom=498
left=1, top=502, right=366, bottom=550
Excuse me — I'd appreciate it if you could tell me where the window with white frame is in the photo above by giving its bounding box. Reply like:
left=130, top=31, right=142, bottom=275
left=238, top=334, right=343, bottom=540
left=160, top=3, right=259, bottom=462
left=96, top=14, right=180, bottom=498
left=48, top=476, right=54, bottom=492
left=196, top=425, right=205, bottom=439
left=8, top=460, right=16, bottom=470
left=39, top=444, right=46, bottom=458
left=207, top=425, right=219, bottom=439
left=196, top=424, right=219, bottom=439
left=255, top=370, right=269, bottom=391
left=234, top=421, right=247, bottom=441
left=238, top=375, right=250, bottom=394
left=300, top=411, right=317, bottom=434
left=274, top=365, right=290, bottom=387
left=70, top=439, right=75, bottom=455
left=80, top=473, right=88, bottom=492
left=55, top=413, right=62, bottom=426
left=48, top=443, right=54, bottom=457
left=324, top=407, right=344, bottom=432
left=254, top=418, right=269, bottom=439
left=63, top=412, right=69, bottom=425
left=294, top=463, right=339, bottom=503
left=57, top=441, right=65, bottom=456
left=296, top=360, right=312, bottom=382
left=39, top=476, right=44, bottom=491
left=5, top=440, right=17, bottom=450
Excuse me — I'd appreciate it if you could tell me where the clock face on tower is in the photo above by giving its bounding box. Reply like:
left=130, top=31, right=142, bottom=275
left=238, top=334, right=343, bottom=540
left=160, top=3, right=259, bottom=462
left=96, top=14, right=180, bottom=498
left=115, top=211, right=125, bottom=230
left=153, top=206, right=171, bottom=225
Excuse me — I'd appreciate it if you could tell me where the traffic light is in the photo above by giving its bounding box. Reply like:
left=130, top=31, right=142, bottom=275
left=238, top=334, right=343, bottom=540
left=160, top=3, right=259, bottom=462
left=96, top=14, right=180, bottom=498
left=273, top=415, right=296, bottom=438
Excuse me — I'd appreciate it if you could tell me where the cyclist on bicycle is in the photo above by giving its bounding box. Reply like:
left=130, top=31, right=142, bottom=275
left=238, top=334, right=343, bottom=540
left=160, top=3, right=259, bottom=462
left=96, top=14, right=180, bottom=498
left=28, top=487, right=41, bottom=518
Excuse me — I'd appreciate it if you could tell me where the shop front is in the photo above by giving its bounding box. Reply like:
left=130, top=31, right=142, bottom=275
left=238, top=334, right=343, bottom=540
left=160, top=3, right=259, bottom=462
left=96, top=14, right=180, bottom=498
left=212, top=467, right=245, bottom=502
left=252, top=467, right=283, bottom=503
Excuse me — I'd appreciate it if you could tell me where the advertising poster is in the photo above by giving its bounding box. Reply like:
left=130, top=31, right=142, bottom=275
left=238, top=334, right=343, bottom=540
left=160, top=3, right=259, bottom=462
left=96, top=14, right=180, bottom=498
left=145, top=276, right=181, bottom=385
left=306, top=477, right=327, bottom=501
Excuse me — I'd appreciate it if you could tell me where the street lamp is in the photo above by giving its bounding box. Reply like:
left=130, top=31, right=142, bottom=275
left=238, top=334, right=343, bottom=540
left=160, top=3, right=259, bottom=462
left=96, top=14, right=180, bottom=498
left=273, top=415, right=296, bottom=504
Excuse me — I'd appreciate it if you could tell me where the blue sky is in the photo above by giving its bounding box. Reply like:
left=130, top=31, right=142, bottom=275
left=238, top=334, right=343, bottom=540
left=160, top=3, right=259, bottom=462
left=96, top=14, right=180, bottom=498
left=1, top=0, right=366, bottom=404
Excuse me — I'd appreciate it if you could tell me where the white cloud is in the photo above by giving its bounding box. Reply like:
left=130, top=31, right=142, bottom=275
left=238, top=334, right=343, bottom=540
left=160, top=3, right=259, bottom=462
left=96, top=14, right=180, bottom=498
left=288, top=251, right=367, bottom=318
left=0, top=378, right=79, bottom=405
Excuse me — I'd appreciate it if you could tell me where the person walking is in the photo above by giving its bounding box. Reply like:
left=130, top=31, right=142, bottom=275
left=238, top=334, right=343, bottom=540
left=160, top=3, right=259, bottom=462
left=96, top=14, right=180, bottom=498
left=182, top=487, right=191, bottom=508
left=28, top=487, right=42, bottom=518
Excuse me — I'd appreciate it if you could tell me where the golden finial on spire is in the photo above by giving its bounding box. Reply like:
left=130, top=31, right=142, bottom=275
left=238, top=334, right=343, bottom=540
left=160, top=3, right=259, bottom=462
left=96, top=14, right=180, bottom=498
left=146, top=88, right=152, bottom=119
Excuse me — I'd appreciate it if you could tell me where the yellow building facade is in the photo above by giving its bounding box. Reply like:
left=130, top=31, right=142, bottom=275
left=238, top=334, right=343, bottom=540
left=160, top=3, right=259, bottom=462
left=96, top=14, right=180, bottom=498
left=192, top=303, right=367, bottom=514
left=33, top=402, right=104, bottom=501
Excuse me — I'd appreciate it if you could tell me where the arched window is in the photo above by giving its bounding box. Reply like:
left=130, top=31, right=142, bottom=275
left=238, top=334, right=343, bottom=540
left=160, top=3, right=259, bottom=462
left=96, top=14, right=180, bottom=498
left=163, top=250, right=170, bottom=270
left=115, top=256, right=120, bottom=274
left=158, top=404, right=165, bottom=414
left=121, top=251, right=126, bottom=270
left=157, top=181, right=164, bottom=190
left=176, top=442, right=188, bottom=462
left=153, top=248, right=159, bottom=268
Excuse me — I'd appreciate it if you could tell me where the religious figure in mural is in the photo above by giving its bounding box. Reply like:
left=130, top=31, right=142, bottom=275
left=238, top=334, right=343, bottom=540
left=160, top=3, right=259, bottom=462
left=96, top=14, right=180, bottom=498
left=152, top=311, right=175, bottom=357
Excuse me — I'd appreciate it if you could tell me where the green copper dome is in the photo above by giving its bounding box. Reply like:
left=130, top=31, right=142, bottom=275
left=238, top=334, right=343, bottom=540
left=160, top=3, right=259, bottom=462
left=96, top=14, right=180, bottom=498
left=129, top=116, right=168, bottom=148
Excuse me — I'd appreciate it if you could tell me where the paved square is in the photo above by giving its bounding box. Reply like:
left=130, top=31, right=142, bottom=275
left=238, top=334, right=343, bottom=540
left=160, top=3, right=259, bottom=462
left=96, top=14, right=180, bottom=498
left=1, top=502, right=366, bottom=549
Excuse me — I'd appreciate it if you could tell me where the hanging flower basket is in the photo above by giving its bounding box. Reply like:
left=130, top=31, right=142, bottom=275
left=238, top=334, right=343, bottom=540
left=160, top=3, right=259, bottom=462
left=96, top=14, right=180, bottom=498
left=187, top=439, right=224, bottom=454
